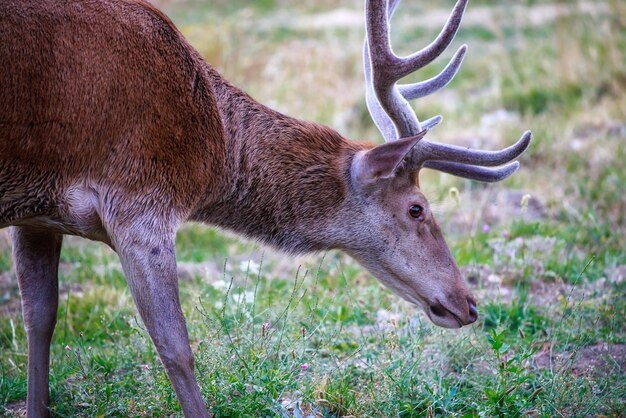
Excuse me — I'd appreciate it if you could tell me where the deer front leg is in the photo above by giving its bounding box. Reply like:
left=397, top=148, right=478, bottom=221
left=11, top=226, right=63, bottom=418
left=113, top=226, right=209, bottom=417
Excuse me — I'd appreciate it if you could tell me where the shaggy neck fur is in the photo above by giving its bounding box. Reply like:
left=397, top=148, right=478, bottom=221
left=192, top=65, right=364, bottom=253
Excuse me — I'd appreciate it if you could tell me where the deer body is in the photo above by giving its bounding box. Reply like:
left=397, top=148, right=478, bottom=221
left=1, top=0, right=219, bottom=234
left=1, top=0, right=530, bottom=416
left=1, top=0, right=364, bottom=252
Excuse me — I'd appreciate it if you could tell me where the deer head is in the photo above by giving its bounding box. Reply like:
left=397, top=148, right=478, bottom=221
left=328, top=0, right=531, bottom=328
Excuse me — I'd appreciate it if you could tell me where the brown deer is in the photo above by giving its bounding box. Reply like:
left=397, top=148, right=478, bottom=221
left=0, top=0, right=531, bottom=415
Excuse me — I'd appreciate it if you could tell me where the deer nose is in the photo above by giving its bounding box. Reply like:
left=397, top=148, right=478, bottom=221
left=429, top=296, right=478, bottom=328
left=467, top=297, right=478, bottom=323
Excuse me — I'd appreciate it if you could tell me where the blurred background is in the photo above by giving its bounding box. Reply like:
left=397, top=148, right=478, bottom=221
left=1, top=0, right=624, bottom=416
left=155, top=0, right=626, bottom=244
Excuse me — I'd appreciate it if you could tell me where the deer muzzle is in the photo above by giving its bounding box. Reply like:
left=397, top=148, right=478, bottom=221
left=427, top=296, right=478, bottom=328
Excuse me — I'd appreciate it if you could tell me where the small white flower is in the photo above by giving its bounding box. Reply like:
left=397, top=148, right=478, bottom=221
left=234, top=291, right=255, bottom=304
left=240, top=260, right=261, bottom=275
left=210, top=280, right=229, bottom=290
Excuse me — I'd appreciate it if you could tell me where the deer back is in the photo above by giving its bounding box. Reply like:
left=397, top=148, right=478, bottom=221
left=0, top=0, right=225, bottom=230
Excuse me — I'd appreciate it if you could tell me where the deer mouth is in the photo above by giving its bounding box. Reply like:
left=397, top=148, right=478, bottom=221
left=429, top=303, right=463, bottom=328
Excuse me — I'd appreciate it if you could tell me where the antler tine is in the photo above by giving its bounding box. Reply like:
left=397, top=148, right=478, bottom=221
left=396, top=0, right=468, bottom=79
left=398, top=44, right=467, bottom=100
left=365, top=0, right=468, bottom=140
left=414, top=131, right=532, bottom=167
left=364, top=37, right=397, bottom=141
left=423, top=160, right=520, bottom=182
left=387, top=0, right=402, bottom=17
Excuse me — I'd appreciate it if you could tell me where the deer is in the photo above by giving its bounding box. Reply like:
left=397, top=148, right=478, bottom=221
left=0, top=0, right=531, bottom=416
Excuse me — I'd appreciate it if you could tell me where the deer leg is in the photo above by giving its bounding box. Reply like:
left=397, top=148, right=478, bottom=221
left=114, top=226, right=209, bottom=418
left=11, top=226, right=63, bottom=418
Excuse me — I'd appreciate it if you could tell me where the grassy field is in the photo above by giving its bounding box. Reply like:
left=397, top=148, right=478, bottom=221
left=1, top=0, right=625, bottom=416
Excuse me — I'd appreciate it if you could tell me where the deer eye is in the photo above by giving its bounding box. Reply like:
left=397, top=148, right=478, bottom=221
left=408, top=204, right=424, bottom=219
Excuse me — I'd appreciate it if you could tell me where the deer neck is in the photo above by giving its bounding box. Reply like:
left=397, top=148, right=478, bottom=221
left=192, top=66, right=362, bottom=253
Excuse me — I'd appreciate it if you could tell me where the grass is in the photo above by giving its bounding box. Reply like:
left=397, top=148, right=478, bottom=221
left=1, top=0, right=625, bottom=416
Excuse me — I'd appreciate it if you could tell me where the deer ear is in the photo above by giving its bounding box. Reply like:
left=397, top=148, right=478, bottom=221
left=353, top=130, right=426, bottom=183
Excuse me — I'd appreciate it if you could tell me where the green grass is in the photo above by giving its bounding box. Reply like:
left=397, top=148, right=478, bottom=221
left=1, top=0, right=625, bottom=416
left=0, top=247, right=11, bottom=273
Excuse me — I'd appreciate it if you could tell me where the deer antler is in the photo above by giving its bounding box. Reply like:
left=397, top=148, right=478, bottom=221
left=364, top=0, right=531, bottom=182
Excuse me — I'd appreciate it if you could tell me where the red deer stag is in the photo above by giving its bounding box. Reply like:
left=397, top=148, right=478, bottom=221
left=0, top=0, right=531, bottom=415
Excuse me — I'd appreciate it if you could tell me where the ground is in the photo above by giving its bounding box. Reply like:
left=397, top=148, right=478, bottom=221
left=1, top=0, right=625, bottom=416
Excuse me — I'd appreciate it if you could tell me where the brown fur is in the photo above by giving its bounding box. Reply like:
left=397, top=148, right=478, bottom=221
left=0, top=1, right=476, bottom=416
left=1, top=1, right=219, bottom=229
left=0, top=0, right=365, bottom=249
